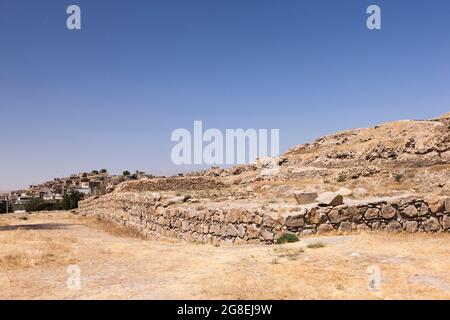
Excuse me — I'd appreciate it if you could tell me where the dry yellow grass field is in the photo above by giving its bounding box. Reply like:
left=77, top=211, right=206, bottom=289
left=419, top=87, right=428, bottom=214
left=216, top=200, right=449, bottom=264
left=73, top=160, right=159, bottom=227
left=0, top=211, right=449, bottom=300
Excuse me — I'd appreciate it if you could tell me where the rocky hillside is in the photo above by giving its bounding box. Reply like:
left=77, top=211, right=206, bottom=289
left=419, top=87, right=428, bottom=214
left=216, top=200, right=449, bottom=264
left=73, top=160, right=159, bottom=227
left=116, top=112, right=450, bottom=202
left=81, top=113, right=450, bottom=244
left=286, top=112, right=450, bottom=167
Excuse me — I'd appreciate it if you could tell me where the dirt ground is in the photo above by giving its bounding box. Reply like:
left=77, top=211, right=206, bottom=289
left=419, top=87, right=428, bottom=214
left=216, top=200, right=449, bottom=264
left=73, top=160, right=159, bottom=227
left=0, top=211, right=449, bottom=300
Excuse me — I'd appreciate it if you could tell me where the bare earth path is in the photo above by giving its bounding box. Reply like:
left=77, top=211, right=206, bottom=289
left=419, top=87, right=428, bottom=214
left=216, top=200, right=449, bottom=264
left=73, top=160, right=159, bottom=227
left=0, top=211, right=449, bottom=300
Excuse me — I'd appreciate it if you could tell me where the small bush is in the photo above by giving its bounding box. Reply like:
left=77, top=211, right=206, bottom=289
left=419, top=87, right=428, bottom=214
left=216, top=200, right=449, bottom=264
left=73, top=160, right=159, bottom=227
left=276, top=233, right=299, bottom=245
left=336, top=175, right=346, bottom=183
left=307, top=242, right=325, bottom=249
left=395, top=174, right=403, bottom=182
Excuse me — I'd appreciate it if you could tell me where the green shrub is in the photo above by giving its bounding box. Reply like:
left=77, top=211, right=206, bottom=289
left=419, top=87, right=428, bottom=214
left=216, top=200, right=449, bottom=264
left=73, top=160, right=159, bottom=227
left=276, top=233, right=299, bottom=244
left=336, top=175, right=346, bottom=182
left=395, top=174, right=403, bottom=182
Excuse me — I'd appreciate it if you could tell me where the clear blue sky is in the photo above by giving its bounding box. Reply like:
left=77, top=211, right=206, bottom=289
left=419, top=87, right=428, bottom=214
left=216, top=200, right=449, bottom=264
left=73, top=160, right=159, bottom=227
left=1, top=0, right=449, bottom=190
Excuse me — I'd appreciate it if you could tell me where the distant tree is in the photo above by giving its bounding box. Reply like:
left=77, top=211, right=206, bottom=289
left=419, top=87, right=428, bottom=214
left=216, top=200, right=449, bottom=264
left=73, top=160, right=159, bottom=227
left=100, top=169, right=108, bottom=174
left=60, top=191, right=84, bottom=210
left=25, top=198, right=44, bottom=212
left=91, top=170, right=99, bottom=175
left=81, top=172, right=88, bottom=178
left=25, top=198, right=55, bottom=212
left=123, top=170, right=131, bottom=176
left=130, top=174, right=138, bottom=180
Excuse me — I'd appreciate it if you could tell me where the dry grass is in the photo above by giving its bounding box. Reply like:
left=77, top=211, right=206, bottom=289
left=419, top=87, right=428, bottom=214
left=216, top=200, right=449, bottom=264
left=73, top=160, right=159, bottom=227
left=272, top=247, right=304, bottom=261
left=0, top=211, right=449, bottom=300
left=84, top=215, right=146, bottom=239
left=0, top=253, right=31, bottom=270
left=307, top=242, right=326, bottom=249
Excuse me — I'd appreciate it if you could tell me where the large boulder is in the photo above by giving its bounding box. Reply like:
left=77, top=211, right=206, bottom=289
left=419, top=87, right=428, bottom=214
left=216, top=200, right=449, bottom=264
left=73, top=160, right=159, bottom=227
left=422, top=217, right=440, bottom=232
left=404, top=221, right=418, bottom=233
left=336, top=187, right=352, bottom=197
left=317, top=224, right=334, bottom=234
left=282, top=212, right=305, bottom=227
left=261, top=229, right=274, bottom=241
left=402, top=205, right=418, bottom=218
left=424, top=195, right=444, bottom=213
left=381, top=204, right=397, bottom=219
left=293, top=191, right=318, bottom=205
left=316, top=192, right=343, bottom=207
left=386, top=220, right=402, bottom=232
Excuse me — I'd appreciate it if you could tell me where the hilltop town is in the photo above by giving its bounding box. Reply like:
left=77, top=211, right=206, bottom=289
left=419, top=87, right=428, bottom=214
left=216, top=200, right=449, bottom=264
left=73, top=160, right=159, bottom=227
left=0, top=170, right=153, bottom=213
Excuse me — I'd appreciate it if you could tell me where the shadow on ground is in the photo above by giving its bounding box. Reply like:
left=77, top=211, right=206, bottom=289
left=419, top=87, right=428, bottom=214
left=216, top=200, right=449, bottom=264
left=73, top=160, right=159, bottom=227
left=0, top=223, right=75, bottom=231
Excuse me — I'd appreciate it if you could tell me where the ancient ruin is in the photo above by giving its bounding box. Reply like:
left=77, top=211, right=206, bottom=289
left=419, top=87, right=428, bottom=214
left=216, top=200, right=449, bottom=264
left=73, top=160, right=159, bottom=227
left=78, top=113, right=450, bottom=244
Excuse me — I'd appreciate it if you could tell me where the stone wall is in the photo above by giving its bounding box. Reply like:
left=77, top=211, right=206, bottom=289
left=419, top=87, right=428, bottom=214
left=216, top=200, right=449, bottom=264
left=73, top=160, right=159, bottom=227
left=78, top=193, right=450, bottom=245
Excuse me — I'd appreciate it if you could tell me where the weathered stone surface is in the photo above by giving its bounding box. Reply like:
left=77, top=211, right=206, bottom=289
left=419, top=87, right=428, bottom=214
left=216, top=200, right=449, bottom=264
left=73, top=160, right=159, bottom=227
left=316, top=192, right=343, bottom=206
left=261, top=229, right=274, bottom=241
left=441, top=215, right=450, bottom=230
left=402, top=205, right=418, bottom=218
left=225, top=209, right=240, bottom=223
left=225, top=224, right=238, bottom=237
left=254, top=215, right=263, bottom=225
left=425, top=196, right=444, bottom=213
left=306, top=208, right=320, bottom=224
left=283, top=213, right=305, bottom=228
left=338, top=222, right=352, bottom=232
left=328, top=209, right=341, bottom=224
left=364, top=208, right=379, bottom=220
left=386, top=220, right=402, bottom=232
left=404, top=221, right=418, bottom=233
left=418, top=203, right=429, bottom=216
left=247, top=224, right=261, bottom=239
left=318, top=211, right=329, bottom=224
left=422, top=217, right=440, bottom=232
left=446, top=198, right=450, bottom=213
left=336, top=187, right=352, bottom=197
left=237, top=225, right=246, bottom=238
left=381, top=204, right=397, bottom=219
left=293, top=191, right=318, bottom=205
left=317, top=224, right=334, bottom=234
left=78, top=188, right=450, bottom=245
